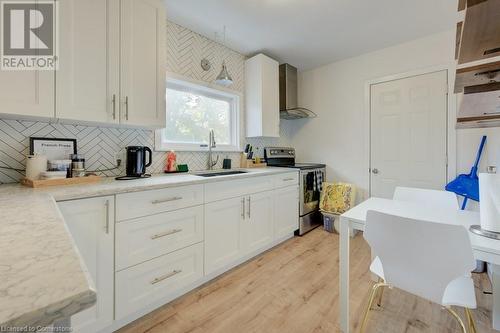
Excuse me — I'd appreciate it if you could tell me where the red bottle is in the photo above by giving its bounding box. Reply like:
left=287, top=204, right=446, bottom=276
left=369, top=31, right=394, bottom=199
left=165, top=151, right=177, bottom=172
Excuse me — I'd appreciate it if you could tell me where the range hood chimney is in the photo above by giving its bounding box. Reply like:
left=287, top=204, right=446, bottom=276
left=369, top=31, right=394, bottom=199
left=279, top=64, right=316, bottom=120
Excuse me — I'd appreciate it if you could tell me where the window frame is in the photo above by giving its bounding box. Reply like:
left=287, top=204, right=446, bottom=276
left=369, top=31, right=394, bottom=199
left=155, top=74, right=242, bottom=152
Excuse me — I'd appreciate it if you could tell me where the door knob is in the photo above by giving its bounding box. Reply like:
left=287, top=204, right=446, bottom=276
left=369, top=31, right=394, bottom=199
left=372, top=168, right=379, bottom=174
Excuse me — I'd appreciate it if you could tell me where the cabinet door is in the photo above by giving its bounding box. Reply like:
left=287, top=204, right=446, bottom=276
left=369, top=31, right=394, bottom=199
left=57, top=0, right=120, bottom=124
left=274, top=186, right=299, bottom=239
left=120, top=0, right=166, bottom=128
left=204, top=197, right=244, bottom=275
left=242, top=191, right=274, bottom=254
left=245, top=54, right=279, bottom=137
left=0, top=72, right=53, bottom=118
left=58, top=196, right=114, bottom=333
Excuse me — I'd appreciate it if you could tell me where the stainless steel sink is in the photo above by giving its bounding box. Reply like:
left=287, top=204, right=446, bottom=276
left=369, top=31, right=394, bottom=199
left=195, top=170, right=248, bottom=177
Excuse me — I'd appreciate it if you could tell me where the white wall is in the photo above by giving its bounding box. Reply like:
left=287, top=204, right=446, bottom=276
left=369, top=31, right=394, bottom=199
left=292, top=30, right=500, bottom=203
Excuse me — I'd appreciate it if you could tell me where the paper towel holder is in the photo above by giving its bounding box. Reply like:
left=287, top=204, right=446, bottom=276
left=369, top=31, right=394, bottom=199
left=470, top=169, right=500, bottom=240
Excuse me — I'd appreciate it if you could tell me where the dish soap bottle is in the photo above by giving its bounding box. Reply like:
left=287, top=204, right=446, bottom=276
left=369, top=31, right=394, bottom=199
left=165, top=151, right=177, bottom=172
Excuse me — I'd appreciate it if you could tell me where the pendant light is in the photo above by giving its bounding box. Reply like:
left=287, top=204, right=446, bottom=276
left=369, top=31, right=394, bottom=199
left=215, top=26, right=233, bottom=87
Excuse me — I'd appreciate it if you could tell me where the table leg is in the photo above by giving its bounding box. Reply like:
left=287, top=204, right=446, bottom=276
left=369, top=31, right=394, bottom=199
left=490, top=264, right=500, bottom=330
left=340, top=216, right=350, bottom=333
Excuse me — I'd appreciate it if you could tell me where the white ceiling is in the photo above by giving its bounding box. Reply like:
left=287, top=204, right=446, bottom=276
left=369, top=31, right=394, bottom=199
left=164, top=0, right=457, bottom=70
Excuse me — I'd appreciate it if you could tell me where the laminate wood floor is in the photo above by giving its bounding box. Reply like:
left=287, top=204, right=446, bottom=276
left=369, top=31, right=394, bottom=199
left=118, top=228, right=496, bottom=333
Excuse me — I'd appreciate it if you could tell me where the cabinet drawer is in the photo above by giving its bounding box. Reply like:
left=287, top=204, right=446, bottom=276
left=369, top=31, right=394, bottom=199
left=204, top=176, right=274, bottom=202
left=115, top=243, right=203, bottom=320
left=116, top=184, right=203, bottom=221
left=116, top=206, right=204, bottom=271
left=274, top=172, right=299, bottom=188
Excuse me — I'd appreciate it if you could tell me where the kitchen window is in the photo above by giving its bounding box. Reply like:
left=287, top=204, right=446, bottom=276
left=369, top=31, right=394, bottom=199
left=155, top=77, right=241, bottom=151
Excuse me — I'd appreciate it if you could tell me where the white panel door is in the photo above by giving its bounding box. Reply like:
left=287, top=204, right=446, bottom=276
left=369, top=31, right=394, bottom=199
left=370, top=70, right=448, bottom=198
left=57, top=0, right=120, bottom=124
left=58, top=196, right=114, bottom=333
left=242, top=191, right=274, bottom=254
left=120, top=0, right=166, bottom=128
left=274, top=185, right=299, bottom=239
left=204, top=197, right=244, bottom=275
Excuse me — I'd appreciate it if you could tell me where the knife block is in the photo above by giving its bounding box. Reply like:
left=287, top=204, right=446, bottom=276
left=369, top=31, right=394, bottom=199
left=240, top=153, right=267, bottom=168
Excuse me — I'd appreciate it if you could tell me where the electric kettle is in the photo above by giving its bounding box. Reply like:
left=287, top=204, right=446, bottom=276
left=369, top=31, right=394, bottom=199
left=125, top=146, right=152, bottom=177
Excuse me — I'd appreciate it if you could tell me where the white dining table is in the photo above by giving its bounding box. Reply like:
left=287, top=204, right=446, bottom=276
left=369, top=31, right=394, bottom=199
left=339, top=197, right=500, bottom=333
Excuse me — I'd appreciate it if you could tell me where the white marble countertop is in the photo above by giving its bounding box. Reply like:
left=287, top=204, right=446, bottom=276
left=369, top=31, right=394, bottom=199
left=0, top=167, right=296, bottom=328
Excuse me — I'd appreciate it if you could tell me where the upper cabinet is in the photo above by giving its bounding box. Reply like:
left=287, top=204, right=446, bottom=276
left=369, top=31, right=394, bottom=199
left=0, top=69, right=55, bottom=119
left=2, top=0, right=166, bottom=129
left=120, top=0, right=166, bottom=128
left=57, top=0, right=120, bottom=124
left=245, top=54, right=280, bottom=137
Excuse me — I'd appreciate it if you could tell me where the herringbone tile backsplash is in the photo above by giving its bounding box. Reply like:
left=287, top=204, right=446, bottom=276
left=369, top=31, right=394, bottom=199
left=0, top=20, right=292, bottom=184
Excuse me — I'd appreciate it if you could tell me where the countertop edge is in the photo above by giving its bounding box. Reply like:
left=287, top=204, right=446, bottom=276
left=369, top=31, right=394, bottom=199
left=2, top=289, right=96, bottom=328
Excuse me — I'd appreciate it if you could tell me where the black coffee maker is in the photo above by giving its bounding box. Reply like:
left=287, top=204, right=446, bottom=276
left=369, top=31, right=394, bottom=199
left=117, top=146, right=152, bottom=180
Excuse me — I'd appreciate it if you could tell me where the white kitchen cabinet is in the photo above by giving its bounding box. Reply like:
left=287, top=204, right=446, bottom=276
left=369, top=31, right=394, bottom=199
left=245, top=54, right=280, bottom=137
left=116, top=205, right=204, bottom=271
left=120, top=0, right=166, bottom=128
left=204, top=175, right=274, bottom=203
left=205, top=189, right=278, bottom=275
left=241, top=191, right=274, bottom=255
left=0, top=69, right=54, bottom=119
left=115, top=184, right=204, bottom=221
left=204, top=197, right=245, bottom=275
left=57, top=0, right=120, bottom=124
left=58, top=196, right=114, bottom=333
left=274, top=185, right=299, bottom=239
left=115, top=243, right=203, bottom=320
left=10, top=0, right=166, bottom=128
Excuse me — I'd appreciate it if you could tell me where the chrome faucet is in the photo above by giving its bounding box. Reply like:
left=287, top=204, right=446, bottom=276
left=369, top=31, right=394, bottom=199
left=208, top=129, right=219, bottom=170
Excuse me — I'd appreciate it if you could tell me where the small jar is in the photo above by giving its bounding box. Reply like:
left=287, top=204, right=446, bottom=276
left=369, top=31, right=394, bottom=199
left=70, top=154, right=86, bottom=177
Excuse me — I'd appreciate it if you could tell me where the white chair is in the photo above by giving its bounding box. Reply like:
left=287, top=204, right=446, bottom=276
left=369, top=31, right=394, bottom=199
left=393, top=186, right=459, bottom=211
left=360, top=210, right=477, bottom=333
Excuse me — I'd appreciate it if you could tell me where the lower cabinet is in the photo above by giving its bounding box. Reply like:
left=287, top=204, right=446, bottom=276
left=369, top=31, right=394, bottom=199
left=204, top=197, right=245, bottom=275
left=205, top=190, right=275, bottom=275
left=241, top=191, right=274, bottom=255
left=57, top=172, right=299, bottom=332
left=58, top=196, right=115, bottom=333
left=115, top=205, right=204, bottom=271
left=274, top=185, right=300, bottom=239
left=115, top=243, right=204, bottom=319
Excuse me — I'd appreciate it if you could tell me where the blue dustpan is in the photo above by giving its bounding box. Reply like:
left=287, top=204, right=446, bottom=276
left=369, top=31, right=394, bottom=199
left=446, top=135, right=487, bottom=209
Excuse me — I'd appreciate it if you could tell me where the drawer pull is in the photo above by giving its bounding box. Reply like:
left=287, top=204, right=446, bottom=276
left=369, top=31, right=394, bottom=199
left=150, top=269, right=182, bottom=285
left=151, top=197, right=183, bottom=204
left=283, top=178, right=295, bottom=181
left=150, top=228, right=182, bottom=240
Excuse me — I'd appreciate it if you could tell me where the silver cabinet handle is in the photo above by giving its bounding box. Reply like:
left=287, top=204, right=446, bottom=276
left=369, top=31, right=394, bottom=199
left=151, top=228, right=182, bottom=240
left=104, top=200, right=110, bottom=234
left=247, top=197, right=251, bottom=219
left=372, top=168, right=379, bottom=174
left=241, top=197, right=245, bottom=219
left=150, top=270, right=182, bottom=285
left=125, top=96, right=129, bottom=120
left=112, top=94, right=116, bottom=120
left=151, top=197, right=182, bottom=204
left=283, top=177, right=295, bottom=181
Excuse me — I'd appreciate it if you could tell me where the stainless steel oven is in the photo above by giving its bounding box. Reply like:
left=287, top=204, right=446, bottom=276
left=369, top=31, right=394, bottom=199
left=265, top=147, right=326, bottom=235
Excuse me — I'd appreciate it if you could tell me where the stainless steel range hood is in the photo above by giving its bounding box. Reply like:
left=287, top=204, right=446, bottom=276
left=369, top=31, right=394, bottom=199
left=279, top=64, right=316, bottom=120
